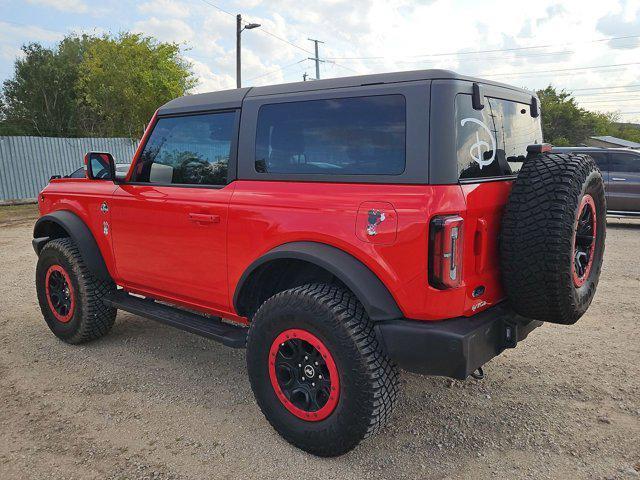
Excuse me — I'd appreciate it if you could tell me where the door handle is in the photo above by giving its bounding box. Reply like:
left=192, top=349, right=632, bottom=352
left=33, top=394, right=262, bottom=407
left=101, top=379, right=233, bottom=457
left=188, top=213, right=220, bottom=224
left=611, top=177, right=627, bottom=181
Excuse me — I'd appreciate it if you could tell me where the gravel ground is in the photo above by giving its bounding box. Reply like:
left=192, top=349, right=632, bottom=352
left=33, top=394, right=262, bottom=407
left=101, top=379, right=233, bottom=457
left=1, top=211, right=639, bottom=480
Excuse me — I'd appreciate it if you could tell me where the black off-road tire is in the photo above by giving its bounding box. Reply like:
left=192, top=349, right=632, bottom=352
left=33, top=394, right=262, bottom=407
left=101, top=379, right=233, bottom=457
left=246, top=283, right=399, bottom=457
left=501, top=153, right=606, bottom=324
left=36, top=238, right=117, bottom=343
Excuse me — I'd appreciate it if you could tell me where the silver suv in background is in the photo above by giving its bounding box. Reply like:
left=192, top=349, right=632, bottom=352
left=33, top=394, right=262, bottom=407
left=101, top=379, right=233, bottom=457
left=552, top=147, right=640, bottom=217
left=66, top=163, right=131, bottom=180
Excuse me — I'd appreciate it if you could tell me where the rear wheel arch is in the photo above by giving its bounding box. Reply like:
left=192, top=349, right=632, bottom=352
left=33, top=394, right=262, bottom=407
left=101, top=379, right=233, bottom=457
left=233, top=241, right=403, bottom=322
left=33, top=210, right=111, bottom=282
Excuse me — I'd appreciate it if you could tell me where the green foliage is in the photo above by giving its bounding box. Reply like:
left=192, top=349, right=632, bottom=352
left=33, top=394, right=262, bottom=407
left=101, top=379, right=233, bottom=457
left=77, top=33, right=196, bottom=137
left=0, top=32, right=195, bottom=137
left=536, top=86, right=618, bottom=146
left=609, top=122, right=640, bottom=144
left=1, top=35, right=95, bottom=136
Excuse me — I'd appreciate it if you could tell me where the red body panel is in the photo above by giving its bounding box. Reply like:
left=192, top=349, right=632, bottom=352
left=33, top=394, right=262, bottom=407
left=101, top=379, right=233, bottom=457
left=38, top=176, right=513, bottom=322
left=227, top=180, right=469, bottom=320
left=459, top=181, right=513, bottom=313
left=109, top=183, right=235, bottom=314
left=39, top=179, right=119, bottom=278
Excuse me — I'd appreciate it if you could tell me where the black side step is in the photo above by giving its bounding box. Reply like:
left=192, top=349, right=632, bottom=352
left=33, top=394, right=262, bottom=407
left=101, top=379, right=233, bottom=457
left=104, top=291, right=247, bottom=348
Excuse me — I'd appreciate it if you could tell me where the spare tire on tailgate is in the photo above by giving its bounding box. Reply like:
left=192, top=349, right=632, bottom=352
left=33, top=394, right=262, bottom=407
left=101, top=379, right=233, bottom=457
left=501, top=153, right=606, bottom=325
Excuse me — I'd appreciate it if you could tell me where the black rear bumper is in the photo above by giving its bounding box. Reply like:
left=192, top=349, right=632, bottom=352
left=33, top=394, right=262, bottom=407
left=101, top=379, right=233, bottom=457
left=375, top=304, right=542, bottom=380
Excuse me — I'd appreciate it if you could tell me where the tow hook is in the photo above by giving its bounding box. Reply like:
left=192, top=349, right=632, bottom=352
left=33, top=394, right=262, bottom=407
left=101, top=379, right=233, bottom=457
left=471, top=367, right=484, bottom=380
left=503, top=321, right=518, bottom=349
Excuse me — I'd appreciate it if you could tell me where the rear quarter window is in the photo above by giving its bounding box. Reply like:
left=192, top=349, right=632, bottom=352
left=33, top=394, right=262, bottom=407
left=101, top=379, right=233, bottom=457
left=455, top=94, right=542, bottom=180
left=254, top=95, right=406, bottom=175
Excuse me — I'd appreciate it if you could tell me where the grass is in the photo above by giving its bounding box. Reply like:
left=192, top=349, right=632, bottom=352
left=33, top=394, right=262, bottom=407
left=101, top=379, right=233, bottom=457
left=0, top=203, right=39, bottom=224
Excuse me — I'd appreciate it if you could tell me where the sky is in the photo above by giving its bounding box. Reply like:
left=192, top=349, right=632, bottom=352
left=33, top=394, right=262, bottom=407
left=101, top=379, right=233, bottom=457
left=2, top=0, right=640, bottom=122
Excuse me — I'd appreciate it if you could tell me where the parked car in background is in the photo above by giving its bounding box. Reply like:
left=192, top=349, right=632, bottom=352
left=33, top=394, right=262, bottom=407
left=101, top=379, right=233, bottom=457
left=553, top=147, right=640, bottom=217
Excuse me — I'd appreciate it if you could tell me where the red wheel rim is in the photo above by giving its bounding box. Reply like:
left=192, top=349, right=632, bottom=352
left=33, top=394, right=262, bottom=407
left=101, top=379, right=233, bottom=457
left=268, top=329, right=340, bottom=422
left=572, top=194, right=597, bottom=287
left=45, top=264, right=75, bottom=323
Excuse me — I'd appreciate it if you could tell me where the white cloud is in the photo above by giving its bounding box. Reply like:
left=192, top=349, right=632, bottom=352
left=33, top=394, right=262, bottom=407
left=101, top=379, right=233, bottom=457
left=138, top=0, right=191, bottom=19
left=26, top=0, right=88, bottom=13
left=3, top=0, right=640, bottom=121
left=0, top=21, right=64, bottom=62
left=133, top=17, right=194, bottom=43
left=597, top=8, right=640, bottom=48
left=187, top=58, right=235, bottom=92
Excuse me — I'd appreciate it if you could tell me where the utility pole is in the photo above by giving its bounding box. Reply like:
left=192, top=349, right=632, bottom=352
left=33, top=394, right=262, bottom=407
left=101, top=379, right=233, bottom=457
left=236, top=14, right=261, bottom=88
left=236, top=15, right=242, bottom=88
left=303, top=72, right=308, bottom=81
left=307, top=38, right=324, bottom=80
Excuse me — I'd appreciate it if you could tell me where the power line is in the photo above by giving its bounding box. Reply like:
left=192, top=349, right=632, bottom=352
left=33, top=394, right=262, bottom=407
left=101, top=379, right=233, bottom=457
left=245, top=58, right=307, bottom=82
left=333, top=49, right=580, bottom=67
left=197, top=0, right=313, bottom=55
left=576, top=97, right=640, bottom=104
left=484, top=62, right=640, bottom=78
left=324, top=34, right=640, bottom=60
left=573, top=90, right=640, bottom=101
left=568, top=83, right=640, bottom=92
left=573, top=89, right=640, bottom=97
left=327, top=60, right=361, bottom=75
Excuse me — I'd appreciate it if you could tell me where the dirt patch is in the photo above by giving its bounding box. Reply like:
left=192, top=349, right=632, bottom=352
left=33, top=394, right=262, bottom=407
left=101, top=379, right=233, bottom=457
left=0, top=203, right=39, bottom=226
left=0, top=220, right=639, bottom=479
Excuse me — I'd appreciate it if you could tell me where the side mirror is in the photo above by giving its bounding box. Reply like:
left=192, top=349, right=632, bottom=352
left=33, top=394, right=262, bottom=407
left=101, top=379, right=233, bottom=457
left=84, top=152, right=117, bottom=181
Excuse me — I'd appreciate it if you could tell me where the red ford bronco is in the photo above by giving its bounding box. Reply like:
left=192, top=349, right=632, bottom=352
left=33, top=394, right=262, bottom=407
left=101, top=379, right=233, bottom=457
left=33, top=69, right=606, bottom=457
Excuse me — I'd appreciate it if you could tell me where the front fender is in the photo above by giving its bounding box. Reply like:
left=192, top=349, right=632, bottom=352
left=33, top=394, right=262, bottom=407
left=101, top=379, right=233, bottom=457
left=33, top=210, right=111, bottom=282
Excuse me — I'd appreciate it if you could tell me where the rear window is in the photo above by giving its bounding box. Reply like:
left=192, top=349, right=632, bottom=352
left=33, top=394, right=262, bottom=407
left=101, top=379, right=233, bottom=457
left=255, top=95, right=406, bottom=175
left=455, top=94, right=542, bottom=180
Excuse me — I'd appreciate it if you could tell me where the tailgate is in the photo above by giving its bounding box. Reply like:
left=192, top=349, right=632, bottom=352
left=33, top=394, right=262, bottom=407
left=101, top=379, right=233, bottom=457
left=460, top=180, right=513, bottom=314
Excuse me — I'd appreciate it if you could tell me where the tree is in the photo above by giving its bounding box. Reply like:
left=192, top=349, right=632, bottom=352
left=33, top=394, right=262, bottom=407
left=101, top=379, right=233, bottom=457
left=0, top=35, right=95, bottom=136
left=77, top=33, right=196, bottom=137
left=609, top=122, right=640, bottom=144
left=537, top=86, right=615, bottom=146
left=0, top=32, right=195, bottom=138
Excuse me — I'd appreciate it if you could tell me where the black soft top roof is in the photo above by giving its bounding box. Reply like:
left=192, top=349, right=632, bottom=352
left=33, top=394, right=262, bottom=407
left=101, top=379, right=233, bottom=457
left=158, top=69, right=535, bottom=116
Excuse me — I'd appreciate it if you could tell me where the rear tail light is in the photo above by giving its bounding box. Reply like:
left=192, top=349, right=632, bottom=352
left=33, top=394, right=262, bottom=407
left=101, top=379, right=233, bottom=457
left=429, top=215, right=464, bottom=289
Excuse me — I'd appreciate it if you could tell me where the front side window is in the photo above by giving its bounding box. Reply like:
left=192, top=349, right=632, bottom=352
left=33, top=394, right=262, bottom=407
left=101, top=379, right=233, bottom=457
left=133, top=112, right=236, bottom=186
left=455, top=94, right=543, bottom=180
left=609, top=152, right=640, bottom=173
left=255, top=95, right=406, bottom=175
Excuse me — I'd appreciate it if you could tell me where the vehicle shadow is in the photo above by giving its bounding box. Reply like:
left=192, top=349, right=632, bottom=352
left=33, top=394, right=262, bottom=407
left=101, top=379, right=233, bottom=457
left=81, top=313, right=565, bottom=467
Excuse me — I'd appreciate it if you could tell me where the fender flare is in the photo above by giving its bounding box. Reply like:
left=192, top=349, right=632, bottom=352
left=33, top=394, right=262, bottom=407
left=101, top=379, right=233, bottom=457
left=33, top=210, right=111, bottom=281
left=233, top=241, right=403, bottom=322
